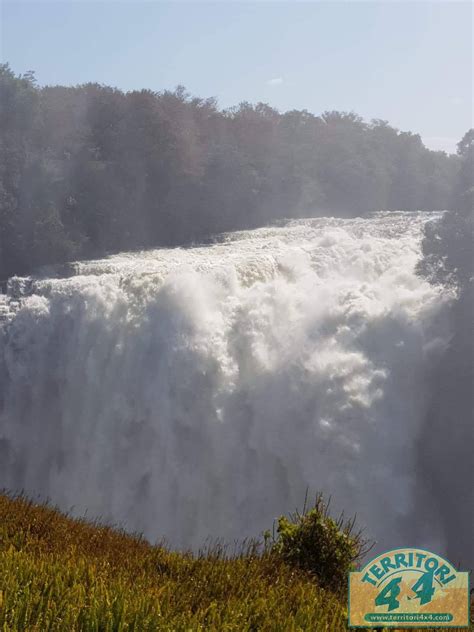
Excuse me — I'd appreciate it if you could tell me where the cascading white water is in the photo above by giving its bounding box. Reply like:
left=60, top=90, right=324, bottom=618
left=0, top=212, right=453, bottom=552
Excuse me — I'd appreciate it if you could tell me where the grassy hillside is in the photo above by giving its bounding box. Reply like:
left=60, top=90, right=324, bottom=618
left=0, top=494, right=470, bottom=631
left=0, top=493, right=348, bottom=631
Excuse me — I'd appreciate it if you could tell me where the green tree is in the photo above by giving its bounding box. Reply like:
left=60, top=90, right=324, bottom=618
left=417, top=129, right=473, bottom=571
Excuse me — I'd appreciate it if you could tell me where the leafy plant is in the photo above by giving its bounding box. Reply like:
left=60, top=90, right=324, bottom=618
left=269, top=492, right=372, bottom=592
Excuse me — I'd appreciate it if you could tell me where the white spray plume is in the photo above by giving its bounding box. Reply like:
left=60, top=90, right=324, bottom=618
left=0, top=212, right=452, bottom=553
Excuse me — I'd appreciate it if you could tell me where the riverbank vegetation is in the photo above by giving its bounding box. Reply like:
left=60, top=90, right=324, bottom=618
left=417, top=128, right=473, bottom=570
left=0, top=63, right=463, bottom=280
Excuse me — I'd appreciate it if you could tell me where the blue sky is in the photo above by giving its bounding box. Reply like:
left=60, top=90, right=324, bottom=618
left=1, top=1, right=472, bottom=153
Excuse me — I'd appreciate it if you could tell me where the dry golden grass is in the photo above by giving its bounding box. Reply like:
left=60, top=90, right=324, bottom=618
left=0, top=493, right=347, bottom=631
left=0, top=493, right=471, bottom=631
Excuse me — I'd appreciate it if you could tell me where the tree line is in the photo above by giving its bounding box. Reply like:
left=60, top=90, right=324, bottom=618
left=0, top=63, right=465, bottom=279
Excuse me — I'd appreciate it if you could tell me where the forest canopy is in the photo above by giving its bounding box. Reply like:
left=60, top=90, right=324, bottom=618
left=0, top=63, right=464, bottom=279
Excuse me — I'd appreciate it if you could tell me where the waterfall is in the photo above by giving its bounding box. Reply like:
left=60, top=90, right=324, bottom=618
left=0, top=212, right=452, bottom=552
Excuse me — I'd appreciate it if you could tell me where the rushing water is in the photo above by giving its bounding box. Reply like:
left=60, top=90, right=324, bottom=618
left=0, top=212, right=453, bottom=552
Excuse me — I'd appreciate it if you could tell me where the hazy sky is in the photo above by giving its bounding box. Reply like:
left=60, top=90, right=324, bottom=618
left=1, top=1, right=472, bottom=154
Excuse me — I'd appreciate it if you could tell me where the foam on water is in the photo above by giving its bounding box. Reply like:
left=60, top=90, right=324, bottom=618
left=0, top=212, right=452, bottom=551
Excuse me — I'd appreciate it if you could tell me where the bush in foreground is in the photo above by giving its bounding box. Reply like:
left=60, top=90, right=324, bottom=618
left=269, top=493, right=371, bottom=593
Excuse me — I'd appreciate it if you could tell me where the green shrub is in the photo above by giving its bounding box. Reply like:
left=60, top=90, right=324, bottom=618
left=269, top=493, right=372, bottom=593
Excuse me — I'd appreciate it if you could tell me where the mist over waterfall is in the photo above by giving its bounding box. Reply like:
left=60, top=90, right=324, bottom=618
left=0, top=212, right=453, bottom=553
